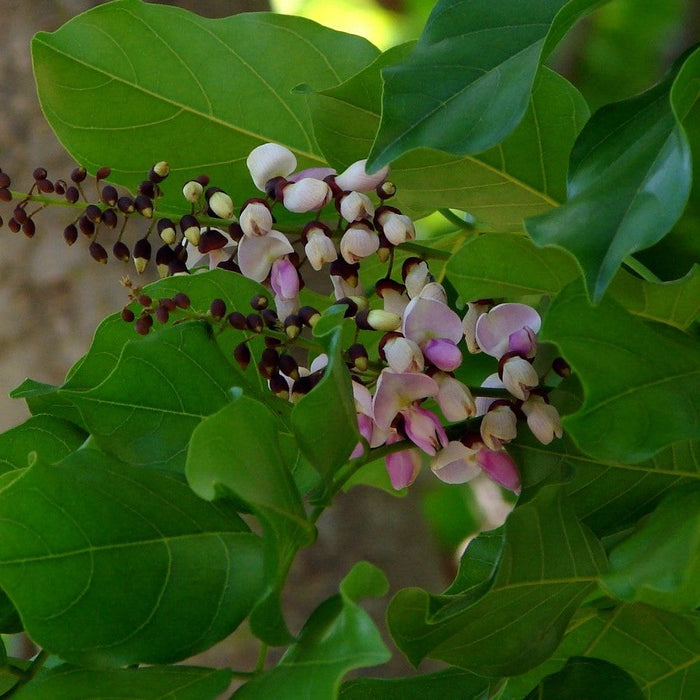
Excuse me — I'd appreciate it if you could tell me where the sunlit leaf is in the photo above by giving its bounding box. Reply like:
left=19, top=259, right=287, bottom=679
left=540, top=279, right=700, bottom=462
left=234, top=562, right=390, bottom=699
left=32, top=0, right=379, bottom=214
left=367, top=0, right=603, bottom=170
left=310, top=46, right=589, bottom=226
left=526, top=49, right=696, bottom=301
left=387, top=483, right=606, bottom=676
left=13, top=665, right=233, bottom=700
left=62, top=321, right=242, bottom=471
left=0, top=452, right=265, bottom=667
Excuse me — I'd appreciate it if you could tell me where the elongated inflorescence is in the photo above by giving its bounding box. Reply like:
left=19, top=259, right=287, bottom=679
left=0, top=144, right=566, bottom=492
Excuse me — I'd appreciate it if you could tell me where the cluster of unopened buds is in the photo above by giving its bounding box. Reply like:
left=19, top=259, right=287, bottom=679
left=1, top=143, right=566, bottom=493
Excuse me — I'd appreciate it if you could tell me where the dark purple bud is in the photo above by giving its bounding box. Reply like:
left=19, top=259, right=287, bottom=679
left=112, top=240, right=130, bottom=262
left=278, top=353, right=299, bottom=380
left=134, top=315, right=153, bottom=335
left=78, top=215, right=95, bottom=237
left=63, top=224, right=78, bottom=245
left=133, top=238, right=152, bottom=273
left=299, top=306, right=321, bottom=327
left=101, top=208, right=119, bottom=229
left=135, top=194, right=153, bottom=218
left=117, top=196, right=135, bottom=214
left=54, top=179, right=67, bottom=195
left=250, top=293, right=269, bottom=310
left=121, top=307, right=135, bottom=322
left=261, top=308, right=279, bottom=328
left=22, top=219, right=36, bottom=238
left=198, top=228, right=228, bottom=253
left=173, top=292, right=191, bottom=309
left=100, top=184, right=118, bottom=206
left=233, top=342, right=251, bottom=370
left=89, top=241, right=108, bottom=263
left=209, top=298, right=226, bottom=320
left=37, top=179, right=55, bottom=194
left=0, top=172, right=11, bottom=188
left=246, top=313, right=263, bottom=333
left=227, top=311, right=247, bottom=330
left=32, top=167, right=47, bottom=181
left=70, top=166, right=87, bottom=183
left=155, top=305, right=170, bottom=324
left=65, top=186, right=80, bottom=203
left=0, top=188, right=11, bottom=203
left=84, top=204, right=102, bottom=223
left=96, top=166, right=111, bottom=181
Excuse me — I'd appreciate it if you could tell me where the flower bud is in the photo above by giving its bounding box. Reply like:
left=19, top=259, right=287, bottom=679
left=402, top=258, right=431, bottom=299
left=247, top=143, right=297, bottom=191
left=299, top=306, right=321, bottom=328
left=480, top=402, right=517, bottom=451
left=522, top=394, right=563, bottom=445
left=207, top=189, right=234, bottom=219
left=375, top=206, right=415, bottom=246
left=133, top=238, right=152, bottom=274
left=280, top=178, right=332, bottom=213
left=149, top=161, right=170, bottom=182
left=433, top=373, right=475, bottom=422
left=182, top=180, right=203, bottom=203
left=340, top=222, right=379, bottom=263
left=134, top=194, right=153, bottom=218
left=499, top=353, right=539, bottom=401
left=157, top=218, right=177, bottom=245
left=112, top=241, right=130, bottom=262
left=338, top=191, right=374, bottom=222
left=180, top=214, right=201, bottom=246
left=89, top=241, right=108, bottom=264
left=239, top=199, right=273, bottom=237
left=117, top=196, right=135, bottom=213
left=356, top=309, right=402, bottom=332
left=233, top=342, right=251, bottom=370
left=100, top=185, right=118, bottom=207
left=303, top=222, right=337, bottom=270
left=335, top=159, right=389, bottom=192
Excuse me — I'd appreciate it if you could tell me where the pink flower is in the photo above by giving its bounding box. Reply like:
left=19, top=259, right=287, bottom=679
left=385, top=433, right=422, bottom=489
left=334, top=159, right=390, bottom=192
left=247, top=143, right=297, bottom=191
left=476, top=446, right=521, bottom=492
left=480, top=403, right=518, bottom=451
left=500, top=354, right=539, bottom=401
left=475, top=303, right=541, bottom=359
left=430, top=441, right=481, bottom=484
left=522, top=394, right=563, bottom=444
left=433, top=373, right=475, bottom=422
left=237, top=230, right=293, bottom=282
left=270, top=257, right=299, bottom=301
left=281, top=178, right=332, bottom=213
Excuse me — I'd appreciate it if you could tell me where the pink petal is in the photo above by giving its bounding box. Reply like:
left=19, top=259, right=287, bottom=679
left=237, top=230, right=293, bottom=282
left=476, top=448, right=521, bottom=492
left=423, top=338, right=463, bottom=371
left=270, top=257, right=300, bottom=300
left=402, top=405, right=448, bottom=456
left=402, top=297, right=463, bottom=346
left=288, top=167, right=336, bottom=182
left=335, top=159, right=389, bottom=192
left=373, top=370, right=439, bottom=430
left=247, top=143, right=297, bottom=191
left=430, top=441, right=481, bottom=484
left=475, top=303, right=541, bottom=358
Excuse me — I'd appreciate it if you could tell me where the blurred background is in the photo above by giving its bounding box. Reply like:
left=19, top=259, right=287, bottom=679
left=0, top=0, right=696, bottom=681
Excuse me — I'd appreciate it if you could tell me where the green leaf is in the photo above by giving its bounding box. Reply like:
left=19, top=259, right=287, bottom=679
left=233, top=562, right=390, bottom=699
left=600, top=486, right=700, bottom=612
left=387, top=483, right=606, bottom=676
left=0, top=451, right=265, bottom=667
left=310, top=46, right=589, bottom=226
left=526, top=49, right=695, bottom=301
left=13, top=665, right=233, bottom=700
left=186, top=392, right=314, bottom=645
left=511, top=434, right=700, bottom=537
left=523, top=657, right=643, bottom=700
left=0, top=414, right=87, bottom=474
left=340, top=667, right=493, bottom=699
left=505, top=604, right=700, bottom=699
left=540, top=279, right=700, bottom=462
left=62, top=321, right=243, bottom=471
left=32, top=0, right=379, bottom=213
left=291, top=307, right=358, bottom=481
left=607, top=265, right=700, bottom=330
left=9, top=379, right=85, bottom=428
left=446, top=232, right=581, bottom=300
left=367, top=0, right=601, bottom=170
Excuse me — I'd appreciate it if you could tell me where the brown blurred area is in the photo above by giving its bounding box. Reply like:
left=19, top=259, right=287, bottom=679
left=0, top=0, right=448, bottom=682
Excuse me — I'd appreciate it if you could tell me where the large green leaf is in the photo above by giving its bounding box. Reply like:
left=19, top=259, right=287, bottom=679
left=367, top=0, right=602, bottom=170
left=0, top=414, right=87, bottom=474
left=234, top=562, right=390, bottom=699
left=387, top=483, right=606, bottom=676
left=0, top=451, right=265, bottom=667
left=62, top=321, right=242, bottom=471
left=504, top=604, right=700, bottom=699
left=32, top=0, right=379, bottom=212
left=526, top=48, right=696, bottom=301
left=600, top=486, right=700, bottom=612
left=291, top=307, right=358, bottom=481
left=13, top=665, right=233, bottom=700
left=540, top=279, right=700, bottom=462
left=511, top=434, right=700, bottom=537
left=310, top=46, right=589, bottom=226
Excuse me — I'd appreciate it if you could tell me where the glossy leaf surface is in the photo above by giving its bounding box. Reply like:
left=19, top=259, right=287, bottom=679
left=62, top=321, right=242, bottom=471
left=367, top=0, right=602, bottom=170
left=527, top=49, right=696, bottom=300
left=32, top=0, right=379, bottom=212
left=540, top=279, right=700, bottom=462
left=0, top=452, right=265, bottom=666
left=310, top=47, right=589, bottom=226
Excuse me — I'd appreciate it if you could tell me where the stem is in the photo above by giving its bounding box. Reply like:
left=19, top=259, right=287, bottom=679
left=5, top=649, right=49, bottom=697
left=622, top=255, right=663, bottom=283
left=439, top=208, right=475, bottom=229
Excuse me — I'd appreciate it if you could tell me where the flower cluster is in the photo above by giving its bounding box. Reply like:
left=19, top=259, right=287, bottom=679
left=1, top=143, right=565, bottom=494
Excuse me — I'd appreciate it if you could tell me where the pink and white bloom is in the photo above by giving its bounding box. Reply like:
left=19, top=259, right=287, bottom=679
left=475, top=303, right=541, bottom=359
left=247, top=143, right=297, bottom=191
left=403, top=259, right=431, bottom=299
left=376, top=208, right=415, bottom=246
left=339, top=191, right=375, bottom=222
left=433, top=372, right=476, bottom=422
left=270, top=257, right=300, bottom=301
left=237, top=230, right=294, bottom=281
left=335, top=159, right=390, bottom=193
left=430, top=441, right=482, bottom=484
left=462, top=301, right=491, bottom=354
left=522, top=394, right=563, bottom=444
left=385, top=431, right=422, bottom=490
left=500, top=354, right=539, bottom=401
left=480, top=403, right=518, bottom=451
left=340, top=223, right=379, bottom=263
left=239, top=199, right=273, bottom=237
left=381, top=335, right=424, bottom=373
left=402, top=297, right=464, bottom=371
left=281, top=178, right=332, bottom=213
left=477, top=446, right=521, bottom=492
